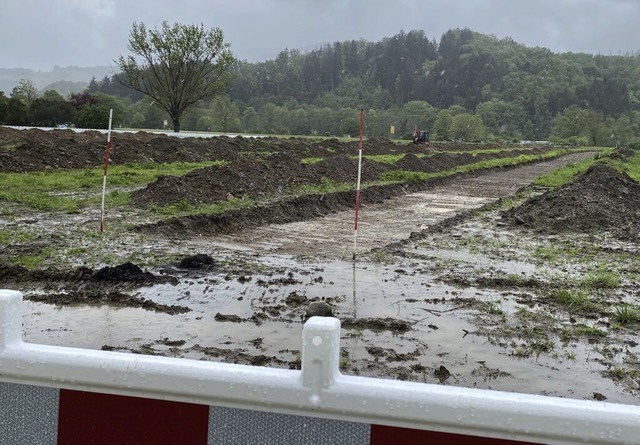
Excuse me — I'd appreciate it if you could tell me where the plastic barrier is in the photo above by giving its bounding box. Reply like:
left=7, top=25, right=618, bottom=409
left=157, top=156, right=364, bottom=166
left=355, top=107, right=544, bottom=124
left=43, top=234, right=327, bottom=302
left=1, top=289, right=638, bottom=444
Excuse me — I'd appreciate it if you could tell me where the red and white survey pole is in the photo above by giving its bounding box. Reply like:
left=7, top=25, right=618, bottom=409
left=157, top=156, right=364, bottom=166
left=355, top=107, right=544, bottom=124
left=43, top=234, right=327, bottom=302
left=99, top=108, right=113, bottom=234
left=352, top=108, right=364, bottom=260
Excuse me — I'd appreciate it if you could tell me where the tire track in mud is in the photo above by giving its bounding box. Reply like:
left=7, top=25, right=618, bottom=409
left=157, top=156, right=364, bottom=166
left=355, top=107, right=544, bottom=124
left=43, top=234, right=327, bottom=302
left=208, top=152, right=596, bottom=258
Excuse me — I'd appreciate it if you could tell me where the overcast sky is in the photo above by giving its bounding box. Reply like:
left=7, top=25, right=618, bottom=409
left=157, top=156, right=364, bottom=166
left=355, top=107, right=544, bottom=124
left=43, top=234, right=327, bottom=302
left=2, top=0, right=639, bottom=71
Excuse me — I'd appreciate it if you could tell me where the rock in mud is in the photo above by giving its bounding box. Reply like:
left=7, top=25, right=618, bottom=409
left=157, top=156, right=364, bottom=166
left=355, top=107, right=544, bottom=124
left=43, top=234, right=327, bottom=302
left=434, top=365, right=451, bottom=382
left=214, top=313, right=243, bottom=323
left=284, top=291, right=307, bottom=306
left=341, top=317, right=412, bottom=333
left=178, top=253, right=215, bottom=270
left=305, top=301, right=334, bottom=318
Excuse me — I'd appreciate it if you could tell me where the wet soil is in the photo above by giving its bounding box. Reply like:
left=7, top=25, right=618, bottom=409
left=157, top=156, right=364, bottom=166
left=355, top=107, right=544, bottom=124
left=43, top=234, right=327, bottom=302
left=504, top=162, right=640, bottom=241
left=3, top=127, right=640, bottom=404
left=0, top=127, right=524, bottom=173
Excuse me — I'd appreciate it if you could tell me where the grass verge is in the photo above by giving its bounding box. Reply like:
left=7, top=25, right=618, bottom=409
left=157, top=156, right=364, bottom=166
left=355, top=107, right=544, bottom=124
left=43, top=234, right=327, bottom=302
left=532, top=148, right=640, bottom=189
left=0, top=161, right=221, bottom=211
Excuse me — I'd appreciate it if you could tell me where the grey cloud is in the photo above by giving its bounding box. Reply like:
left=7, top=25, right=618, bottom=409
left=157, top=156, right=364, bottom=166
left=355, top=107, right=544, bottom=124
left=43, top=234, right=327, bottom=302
left=1, top=0, right=639, bottom=70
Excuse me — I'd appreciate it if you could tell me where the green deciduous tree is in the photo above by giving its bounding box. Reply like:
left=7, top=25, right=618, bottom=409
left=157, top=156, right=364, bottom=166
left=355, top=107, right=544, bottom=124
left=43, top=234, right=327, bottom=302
left=74, top=93, right=126, bottom=129
left=210, top=95, right=241, bottom=132
left=117, top=21, right=235, bottom=132
left=242, top=107, right=260, bottom=133
left=0, top=92, right=8, bottom=124
left=401, top=100, right=437, bottom=137
left=5, top=97, right=28, bottom=125
left=554, top=105, right=587, bottom=135
left=476, top=99, right=523, bottom=138
left=551, top=105, right=590, bottom=144
left=127, top=97, right=168, bottom=129
left=433, top=109, right=453, bottom=140
left=29, top=90, right=74, bottom=127
left=10, top=79, right=38, bottom=109
left=612, top=115, right=634, bottom=147
left=451, top=113, right=484, bottom=141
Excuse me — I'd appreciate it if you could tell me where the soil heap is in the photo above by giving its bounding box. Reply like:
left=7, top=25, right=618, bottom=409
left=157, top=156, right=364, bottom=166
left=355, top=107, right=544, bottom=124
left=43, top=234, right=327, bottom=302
left=131, top=154, right=394, bottom=207
left=505, top=163, right=640, bottom=241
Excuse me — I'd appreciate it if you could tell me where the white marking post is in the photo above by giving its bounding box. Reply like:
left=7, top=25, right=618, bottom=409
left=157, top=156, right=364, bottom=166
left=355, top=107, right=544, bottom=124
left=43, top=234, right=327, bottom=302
left=352, top=108, right=364, bottom=260
left=99, top=109, right=113, bottom=233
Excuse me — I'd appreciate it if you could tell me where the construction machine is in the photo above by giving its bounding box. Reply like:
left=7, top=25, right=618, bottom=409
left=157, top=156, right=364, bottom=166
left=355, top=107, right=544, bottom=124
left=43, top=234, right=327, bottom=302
left=413, top=126, right=430, bottom=145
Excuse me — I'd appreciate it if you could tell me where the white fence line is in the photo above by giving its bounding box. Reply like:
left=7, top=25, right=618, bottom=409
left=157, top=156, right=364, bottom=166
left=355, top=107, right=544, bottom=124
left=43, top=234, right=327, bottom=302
left=0, top=289, right=638, bottom=444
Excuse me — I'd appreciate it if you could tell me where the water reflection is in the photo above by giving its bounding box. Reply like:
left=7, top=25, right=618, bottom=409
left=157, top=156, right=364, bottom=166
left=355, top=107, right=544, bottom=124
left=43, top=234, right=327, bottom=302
left=351, top=261, right=357, bottom=319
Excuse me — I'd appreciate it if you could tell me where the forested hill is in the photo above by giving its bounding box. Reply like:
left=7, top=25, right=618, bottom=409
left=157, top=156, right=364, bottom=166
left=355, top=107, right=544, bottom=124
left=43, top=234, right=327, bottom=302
left=230, top=28, right=639, bottom=125
left=7, top=28, right=639, bottom=114
left=3, top=28, right=640, bottom=144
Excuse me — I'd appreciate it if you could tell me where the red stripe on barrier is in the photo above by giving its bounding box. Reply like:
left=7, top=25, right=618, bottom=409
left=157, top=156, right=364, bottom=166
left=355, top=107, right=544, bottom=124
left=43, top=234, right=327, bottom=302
left=370, top=424, right=542, bottom=445
left=58, top=390, right=209, bottom=445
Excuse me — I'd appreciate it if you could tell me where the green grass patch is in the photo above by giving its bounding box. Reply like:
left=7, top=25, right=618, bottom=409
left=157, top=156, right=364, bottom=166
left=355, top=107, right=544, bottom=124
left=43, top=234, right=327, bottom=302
left=0, top=142, right=24, bottom=152
left=579, top=266, right=621, bottom=289
left=570, top=324, right=607, bottom=338
left=616, top=152, right=640, bottom=183
left=0, top=161, right=220, bottom=211
left=531, top=241, right=581, bottom=264
left=289, top=177, right=353, bottom=195
left=301, top=157, right=324, bottom=165
left=534, top=157, right=599, bottom=188
left=512, top=339, right=554, bottom=358
left=0, top=228, right=40, bottom=245
left=532, top=243, right=562, bottom=263
left=613, top=304, right=640, bottom=324
left=532, top=148, right=640, bottom=189
left=105, top=161, right=224, bottom=186
left=362, top=154, right=404, bottom=164
left=371, top=150, right=570, bottom=184
left=549, top=288, right=596, bottom=314
left=11, top=247, right=54, bottom=269
left=369, top=249, right=394, bottom=264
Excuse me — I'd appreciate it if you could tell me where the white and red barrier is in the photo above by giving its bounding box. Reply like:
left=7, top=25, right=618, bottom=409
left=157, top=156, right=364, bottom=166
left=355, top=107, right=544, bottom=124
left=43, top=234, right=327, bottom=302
left=1, top=289, right=638, bottom=444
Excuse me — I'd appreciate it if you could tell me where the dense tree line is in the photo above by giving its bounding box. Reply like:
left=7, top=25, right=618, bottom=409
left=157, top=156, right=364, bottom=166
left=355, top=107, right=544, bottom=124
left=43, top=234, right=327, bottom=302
left=1, top=28, right=639, bottom=146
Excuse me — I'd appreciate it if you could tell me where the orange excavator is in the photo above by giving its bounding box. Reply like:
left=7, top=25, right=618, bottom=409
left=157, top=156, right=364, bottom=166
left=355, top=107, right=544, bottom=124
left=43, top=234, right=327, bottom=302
left=413, top=126, right=430, bottom=145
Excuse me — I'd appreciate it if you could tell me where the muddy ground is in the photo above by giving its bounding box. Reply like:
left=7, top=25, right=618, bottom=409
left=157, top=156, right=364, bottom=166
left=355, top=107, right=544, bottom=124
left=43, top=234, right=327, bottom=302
left=2, top=127, right=640, bottom=405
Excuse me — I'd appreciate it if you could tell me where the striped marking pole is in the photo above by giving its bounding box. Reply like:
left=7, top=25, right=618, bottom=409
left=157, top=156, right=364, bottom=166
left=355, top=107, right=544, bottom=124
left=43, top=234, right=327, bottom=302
left=99, top=108, right=113, bottom=234
left=353, top=108, right=364, bottom=260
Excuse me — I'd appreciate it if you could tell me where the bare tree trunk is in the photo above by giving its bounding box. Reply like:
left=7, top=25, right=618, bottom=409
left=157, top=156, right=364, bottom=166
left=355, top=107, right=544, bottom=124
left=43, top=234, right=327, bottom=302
left=172, top=117, right=180, bottom=133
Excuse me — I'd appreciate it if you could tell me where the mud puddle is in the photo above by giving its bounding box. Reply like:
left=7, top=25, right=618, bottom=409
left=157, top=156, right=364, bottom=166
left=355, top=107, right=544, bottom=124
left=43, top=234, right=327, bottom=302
left=22, top=252, right=636, bottom=403
left=14, top=149, right=640, bottom=405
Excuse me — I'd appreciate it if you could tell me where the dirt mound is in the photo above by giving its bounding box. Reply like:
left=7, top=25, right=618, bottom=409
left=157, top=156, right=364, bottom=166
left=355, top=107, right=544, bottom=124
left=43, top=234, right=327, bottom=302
left=132, top=153, right=310, bottom=207
left=307, top=155, right=358, bottom=183
left=91, top=262, right=158, bottom=284
left=0, top=262, right=175, bottom=289
left=609, top=146, right=637, bottom=160
left=132, top=153, right=394, bottom=207
left=393, top=153, right=432, bottom=172
left=0, top=127, right=548, bottom=174
left=309, top=155, right=389, bottom=183
left=505, top=163, right=640, bottom=240
left=423, top=153, right=460, bottom=172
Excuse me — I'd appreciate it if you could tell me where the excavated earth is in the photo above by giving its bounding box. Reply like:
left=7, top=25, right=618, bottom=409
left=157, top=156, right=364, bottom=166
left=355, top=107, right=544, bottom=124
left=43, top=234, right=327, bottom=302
left=505, top=162, right=640, bottom=241
left=2, top=127, right=640, bottom=405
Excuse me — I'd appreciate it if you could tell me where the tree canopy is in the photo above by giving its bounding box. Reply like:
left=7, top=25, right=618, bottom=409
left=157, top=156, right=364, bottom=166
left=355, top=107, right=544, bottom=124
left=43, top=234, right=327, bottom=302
left=3, top=26, right=640, bottom=147
left=116, top=21, right=235, bottom=132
